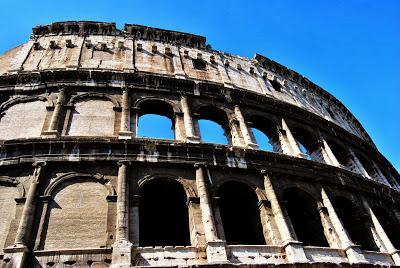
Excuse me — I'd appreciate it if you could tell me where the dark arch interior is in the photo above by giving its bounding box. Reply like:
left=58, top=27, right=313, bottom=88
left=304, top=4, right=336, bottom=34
left=333, top=197, right=378, bottom=251
left=372, top=205, right=400, bottom=249
left=355, top=152, right=377, bottom=178
left=326, top=139, right=349, bottom=166
left=283, top=188, right=328, bottom=247
left=218, top=181, right=265, bottom=245
left=139, top=179, right=190, bottom=247
left=137, top=100, right=175, bottom=119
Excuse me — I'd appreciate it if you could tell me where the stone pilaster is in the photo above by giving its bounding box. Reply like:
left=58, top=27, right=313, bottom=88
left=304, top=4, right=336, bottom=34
left=279, top=118, right=303, bottom=157
left=234, top=105, right=258, bottom=149
left=43, top=88, right=66, bottom=137
left=194, top=163, right=228, bottom=264
left=262, top=171, right=309, bottom=263
left=181, top=95, right=200, bottom=143
left=119, top=89, right=134, bottom=139
left=112, top=160, right=133, bottom=268
left=361, top=198, right=400, bottom=265
left=321, top=139, right=341, bottom=166
left=320, top=187, right=367, bottom=264
left=129, top=195, right=140, bottom=247
left=4, top=162, right=46, bottom=268
left=349, top=149, right=370, bottom=178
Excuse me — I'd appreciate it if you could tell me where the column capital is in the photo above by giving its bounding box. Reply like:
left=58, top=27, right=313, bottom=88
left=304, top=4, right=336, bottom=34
left=117, top=160, right=131, bottom=166
left=194, top=162, right=207, bottom=169
left=32, top=161, right=46, bottom=168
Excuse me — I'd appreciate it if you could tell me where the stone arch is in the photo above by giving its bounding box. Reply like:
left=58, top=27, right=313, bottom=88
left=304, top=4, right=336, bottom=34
left=217, top=180, right=266, bottom=245
left=282, top=186, right=329, bottom=247
left=288, top=121, right=322, bottom=161
left=138, top=173, right=196, bottom=199
left=134, top=98, right=179, bottom=140
left=0, top=96, right=50, bottom=140
left=246, top=114, right=280, bottom=152
left=67, top=93, right=120, bottom=108
left=193, top=105, right=232, bottom=145
left=138, top=174, right=191, bottom=246
left=42, top=173, right=111, bottom=250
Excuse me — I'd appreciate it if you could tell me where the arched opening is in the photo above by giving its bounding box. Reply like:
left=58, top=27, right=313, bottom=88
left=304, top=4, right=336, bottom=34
left=139, top=178, right=190, bottom=246
left=332, top=197, right=378, bottom=251
left=198, top=119, right=228, bottom=145
left=248, top=116, right=279, bottom=152
left=355, top=152, right=380, bottom=180
left=291, top=127, right=319, bottom=160
left=195, top=106, right=230, bottom=145
left=218, top=181, right=265, bottom=245
left=283, top=188, right=328, bottom=247
left=326, top=139, right=350, bottom=167
left=138, top=114, right=174, bottom=139
left=251, top=128, right=273, bottom=151
left=372, top=205, right=400, bottom=249
left=136, top=100, right=175, bottom=140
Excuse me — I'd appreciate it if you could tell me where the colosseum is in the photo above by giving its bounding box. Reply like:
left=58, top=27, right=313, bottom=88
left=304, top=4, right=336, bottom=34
left=0, top=21, right=398, bottom=268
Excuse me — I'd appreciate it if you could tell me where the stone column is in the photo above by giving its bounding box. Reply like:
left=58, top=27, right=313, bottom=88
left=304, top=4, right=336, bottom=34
left=5, top=162, right=46, bottom=268
left=349, top=149, right=370, bottom=178
left=320, top=187, right=367, bottom=263
left=112, top=160, right=133, bottom=268
left=279, top=118, right=303, bottom=157
left=14, top=161, right=46, bottom=247
left=262, top=171, right=309, bottom=263
left=44, top=88, right=66, bottom=136
left=234, top=105, right=258, bottom=149
left=119, top=89, right=134, bottom=139
left=181, top=95, right=200, bottom=143
left=194, top=163, right=228, bottom=263
left=321, top=139, right=341, bottom=166
left=361, top=198, right=400, bottom=265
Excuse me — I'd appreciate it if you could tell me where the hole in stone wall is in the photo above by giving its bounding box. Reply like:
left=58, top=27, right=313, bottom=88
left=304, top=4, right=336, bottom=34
left=138, top=114, right=174, bottom=140
left=283, top=188, right=329, bottom=247
left=269, top=79, right=282, bottom=91
left=218, top=181, right=265, bottom=245
left=333, top=197, right=378, bottom=251
left=192, top=58, right=207, bottom=70
left=251, top=128, right=273, bottom=151
left=139, top=179, right=190, bottom=247
left=198, top=119, right=228, bottom=145
left=372, top=205, right=400, bottom=249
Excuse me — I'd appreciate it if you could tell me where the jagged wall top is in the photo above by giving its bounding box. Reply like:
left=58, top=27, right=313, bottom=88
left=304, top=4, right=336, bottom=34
left=31, top=21, right=206, bottom=48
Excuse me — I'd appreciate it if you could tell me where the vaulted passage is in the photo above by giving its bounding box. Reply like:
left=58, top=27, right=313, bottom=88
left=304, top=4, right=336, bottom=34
left=139, top=179, right=190, bottom=246
left=283, top=188, right=328, bottom=247
left=333, top=197, right=378, bottom=251
left=218, top=181, right=265, bottom=245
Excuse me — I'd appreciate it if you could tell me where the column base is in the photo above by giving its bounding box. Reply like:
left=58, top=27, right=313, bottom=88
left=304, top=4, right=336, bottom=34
left=390, top=249, right=400, bottom=265
left=186, top=136, right=201, bottom=143
left=283, top=240, right=309, bottom=263
left=111, top=240, right=133, bottom=268
left=3, top=244, right=30, bottom=268
left=118, top=131, right=134, bottom=140
left=344, top=245, right=368, bottom=264
left=206, top=241, right=229, bottom=264
left=41, top=130, right=59, bottom=138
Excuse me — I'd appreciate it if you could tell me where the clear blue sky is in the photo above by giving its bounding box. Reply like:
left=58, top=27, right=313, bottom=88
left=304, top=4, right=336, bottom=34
left=0, top=0, right=398, bottom=172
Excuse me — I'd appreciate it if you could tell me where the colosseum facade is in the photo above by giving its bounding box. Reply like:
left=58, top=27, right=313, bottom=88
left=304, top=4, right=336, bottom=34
left=0, top=21, right=399, bottom=268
